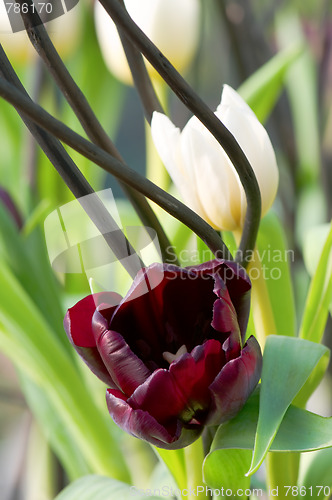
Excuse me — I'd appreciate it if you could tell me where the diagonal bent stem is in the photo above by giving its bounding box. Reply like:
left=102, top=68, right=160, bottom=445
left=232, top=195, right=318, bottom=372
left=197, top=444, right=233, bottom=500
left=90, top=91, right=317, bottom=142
left=0, top=45, right=142, bottom=279
left=0, top=72, right=231, bottom=261
left=116, top=0, right=164, bottom=123
left=99, top=0, right=262, bottom=266
left=17, top=0, right=175, bottom=265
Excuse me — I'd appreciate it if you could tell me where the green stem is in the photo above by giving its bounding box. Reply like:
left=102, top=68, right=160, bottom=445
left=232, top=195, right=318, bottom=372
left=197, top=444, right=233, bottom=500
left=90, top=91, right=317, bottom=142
left=248, top=249, right=277, bottom=349
left=154, top=448, right=187, bottom=493
left=184, top=438, right=210, bottom=499
left=233, top=235, right=276, bottom=349
left=266, top=452, right=300, bottom=499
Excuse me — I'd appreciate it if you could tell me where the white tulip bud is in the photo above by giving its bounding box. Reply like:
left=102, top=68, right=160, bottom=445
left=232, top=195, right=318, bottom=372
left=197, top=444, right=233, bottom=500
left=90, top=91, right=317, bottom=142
left=151, top=85, right=279, bottom=231
left=94, top=0, right=200, bottom=85
left=0, top=7, right=80, bottom=62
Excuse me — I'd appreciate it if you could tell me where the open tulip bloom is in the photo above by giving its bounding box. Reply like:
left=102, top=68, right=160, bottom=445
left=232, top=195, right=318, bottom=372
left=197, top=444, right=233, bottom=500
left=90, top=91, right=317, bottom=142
left=64, top=259, right=262, bottom=449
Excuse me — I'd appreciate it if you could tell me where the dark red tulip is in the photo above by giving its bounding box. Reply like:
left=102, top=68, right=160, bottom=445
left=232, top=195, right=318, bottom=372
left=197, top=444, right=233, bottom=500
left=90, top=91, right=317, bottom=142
left=64, top=259, right=262, bottom=449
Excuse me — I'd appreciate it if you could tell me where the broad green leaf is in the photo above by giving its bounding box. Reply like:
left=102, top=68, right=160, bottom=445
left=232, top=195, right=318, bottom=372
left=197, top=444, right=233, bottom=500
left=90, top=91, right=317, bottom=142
left=248, top=336, right=329, bottom=475
left=300, top=449, right=332, bottom=499
left=0, top=203, right=67, bottom=347
left=238, top=44, right=303, bottom=123
left=203, top=449, right=251, bottom=497
left=20, top=374, right=91, bottom=480
left=209, top=387, right=332, bottom=453
left=0, top=262, right=130, bottom=481
left=299, top=221, right=332, bottom=343
left=55, top=475, right=163, bottom=500
left=293, top=352, right=330, bottom=409
left=255, top=212, right=296, bottom=337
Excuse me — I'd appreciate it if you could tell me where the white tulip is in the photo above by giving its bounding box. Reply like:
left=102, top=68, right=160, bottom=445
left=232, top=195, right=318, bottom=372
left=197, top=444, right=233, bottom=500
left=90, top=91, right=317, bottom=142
left=0, top=7, right=80, bottom=62
left=151, top=85, right=279, bottom=231
left=94, top=0, right=200, bottom=84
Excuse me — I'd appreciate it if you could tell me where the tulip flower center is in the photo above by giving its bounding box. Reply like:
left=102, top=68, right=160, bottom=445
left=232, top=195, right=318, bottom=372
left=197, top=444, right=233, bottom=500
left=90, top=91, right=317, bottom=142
left=162, top=344, right=188, bottom=364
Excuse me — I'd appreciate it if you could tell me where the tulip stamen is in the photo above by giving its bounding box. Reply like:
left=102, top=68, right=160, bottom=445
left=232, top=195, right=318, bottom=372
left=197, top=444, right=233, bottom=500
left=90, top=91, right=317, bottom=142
left=162, top=344, right=188, bottom=364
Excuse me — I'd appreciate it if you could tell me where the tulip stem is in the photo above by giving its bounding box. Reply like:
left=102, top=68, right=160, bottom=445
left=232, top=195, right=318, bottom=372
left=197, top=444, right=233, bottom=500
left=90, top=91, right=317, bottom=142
left=0, top=72, right=231, bottom=261
left=17, top=1, right=176, bottom=266
left=184, top=438, right=210, bottom=499
left=100, top=0, right=262, bottom=265
left=246, top=247, right=277, bottom=349
left=266, top=452, right=300, bottom=499
left=154, top=448, right=187, bottom=493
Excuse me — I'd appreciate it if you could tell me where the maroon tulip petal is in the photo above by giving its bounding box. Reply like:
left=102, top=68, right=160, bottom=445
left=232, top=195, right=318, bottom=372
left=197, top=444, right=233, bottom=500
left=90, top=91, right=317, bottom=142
left=187, top=259, right=251, bottom=342
left=64, top=292, right=121, bottom=386
left=65, top=292, right=121, bottom=347
left=92, top=308, right=151, bottom=396
left=169, top=340, right=225, bottom=421
left=128, top=368, right=189, bottom=424
left=217, top=261, right=251, bottom=342
left=206, top=335, right=262, bottom=425
left=106, top=389, right=202, bottom=449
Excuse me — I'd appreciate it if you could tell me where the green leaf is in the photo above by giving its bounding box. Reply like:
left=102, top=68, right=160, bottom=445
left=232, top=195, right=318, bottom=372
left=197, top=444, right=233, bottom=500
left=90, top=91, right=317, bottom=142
left=203, top=449, right=251, bottom=497
left=256, top=212, right=296, bottom=336
left=19, top=374, right=91, bottom=480
left=248, top=336, right=329, bottom=475
left=0, top=262, right=130, bottom=481
left=299, top=221, right=332, bottom=343
left=238, top=44, right=303, bottom=123
left=276, top=9, right=321, bottom=184
left=208, top=388, right=332, bottom=469
left=55, top=475, right=163, bottom=500
left=301, top=449, right=332, bottom=499
left=303, top=223, right=332, bottom=278
left=0, top=203, right=67, bottom=348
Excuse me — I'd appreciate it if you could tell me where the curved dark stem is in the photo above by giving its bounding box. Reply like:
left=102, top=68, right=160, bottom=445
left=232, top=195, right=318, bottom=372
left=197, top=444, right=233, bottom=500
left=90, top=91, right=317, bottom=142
left=17, top=0, right=175, bottom=265
left=0, top=72, right=231, bottom=261
left=0, top=45, right=142, bottom=279
left=26, top=57, right=45, bottom=193
left=98, top=0, right=261, bottom=267
left=116, top=0, right=164, bottom=123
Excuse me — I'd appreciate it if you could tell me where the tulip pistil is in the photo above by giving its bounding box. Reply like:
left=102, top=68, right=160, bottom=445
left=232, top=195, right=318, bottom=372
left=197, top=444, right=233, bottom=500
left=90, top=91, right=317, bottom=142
left=162, top=344, right=188, bottom=364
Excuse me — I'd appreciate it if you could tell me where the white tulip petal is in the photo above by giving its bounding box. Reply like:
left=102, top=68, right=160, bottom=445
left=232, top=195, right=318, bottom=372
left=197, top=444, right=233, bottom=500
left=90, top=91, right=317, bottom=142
left=218, top=84, right=256, bottom=118
left=181, top=122, right=241, bottom=230
left=217, top=87, right=279, bottom=220
left=151, top=112, right=202, bottom=215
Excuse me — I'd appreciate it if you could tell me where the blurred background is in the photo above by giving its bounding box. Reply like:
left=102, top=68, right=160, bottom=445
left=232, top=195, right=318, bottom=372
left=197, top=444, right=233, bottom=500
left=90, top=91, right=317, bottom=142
left=0, top=0, right=332, bottom=498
